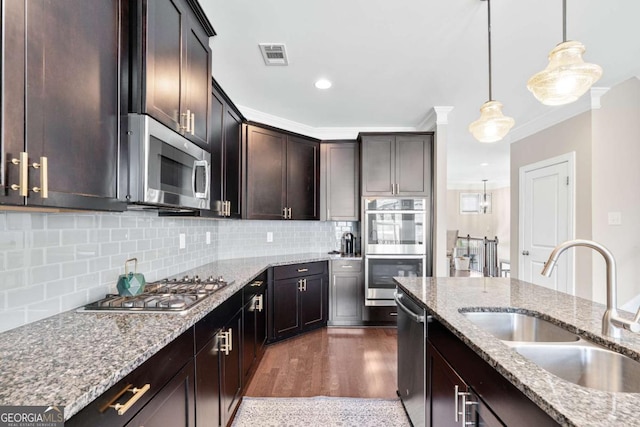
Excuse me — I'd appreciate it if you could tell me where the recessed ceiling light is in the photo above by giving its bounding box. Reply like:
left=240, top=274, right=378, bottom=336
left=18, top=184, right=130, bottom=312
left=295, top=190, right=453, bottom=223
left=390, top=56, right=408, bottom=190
left=315, top=79, right=332, bottom=90
left=480, top=162, right=489, bottom=166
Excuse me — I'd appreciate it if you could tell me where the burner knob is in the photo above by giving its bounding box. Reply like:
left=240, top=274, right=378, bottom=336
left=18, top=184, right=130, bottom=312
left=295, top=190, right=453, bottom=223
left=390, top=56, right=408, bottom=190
left=194, top=275, right=201, bottom=283
left=217, top=276, right=224, bottom=282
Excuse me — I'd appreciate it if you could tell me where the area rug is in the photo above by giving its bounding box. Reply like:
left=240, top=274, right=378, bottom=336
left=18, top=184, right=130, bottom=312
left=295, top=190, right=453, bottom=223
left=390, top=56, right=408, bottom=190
left=231, top=396, right=411, bottom=427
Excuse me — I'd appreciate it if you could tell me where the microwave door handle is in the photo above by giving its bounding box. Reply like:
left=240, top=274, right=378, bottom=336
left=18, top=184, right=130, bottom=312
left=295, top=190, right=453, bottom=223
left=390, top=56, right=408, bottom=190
left=192, top=159, right=209, bottom=199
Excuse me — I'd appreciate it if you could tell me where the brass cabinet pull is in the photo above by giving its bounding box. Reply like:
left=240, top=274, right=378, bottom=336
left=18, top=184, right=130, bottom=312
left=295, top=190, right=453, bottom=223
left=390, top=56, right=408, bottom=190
left=255, top=294, right=264, bottom=312
left=108, top=383, right=150, bottom=415
left=31, top=156, right=48, bottom=198
left=10, top=152, right=28, bottom=196
left=227, top=328, right=233, bottom=352
left=297, top=268, right=309, bottom=273
left=250, top=280, right=263, bottom=287
left=341, top=265, right=353, bottom=268
left=283, top=207, right=288, bottom=219
left=190, top=112, right=195, bottom=135
left=287, top=207, right=292, bottom=219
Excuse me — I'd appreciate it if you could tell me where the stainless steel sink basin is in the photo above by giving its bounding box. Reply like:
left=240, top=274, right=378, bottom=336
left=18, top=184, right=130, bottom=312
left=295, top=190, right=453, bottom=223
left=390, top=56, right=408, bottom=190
left=461, top=311, right=579, bottom=342
left=513, top=343, right=640, bottom=393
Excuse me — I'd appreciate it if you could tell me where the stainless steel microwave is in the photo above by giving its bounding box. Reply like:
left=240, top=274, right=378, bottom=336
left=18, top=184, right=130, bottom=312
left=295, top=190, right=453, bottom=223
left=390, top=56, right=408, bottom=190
left=126, top=114, right=210, bottom=210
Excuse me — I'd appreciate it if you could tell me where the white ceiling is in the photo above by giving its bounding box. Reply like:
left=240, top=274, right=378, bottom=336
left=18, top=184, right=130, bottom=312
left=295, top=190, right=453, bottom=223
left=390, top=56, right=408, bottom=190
left=199, top=0, right=640, bottom=188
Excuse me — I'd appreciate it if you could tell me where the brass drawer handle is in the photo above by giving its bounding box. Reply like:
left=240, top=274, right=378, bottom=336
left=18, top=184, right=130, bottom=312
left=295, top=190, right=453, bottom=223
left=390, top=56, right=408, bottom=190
left=31, top=156, right=48, bottom=198
left=250, top=280, right=263, bottom=287
left=108, top=383, right=150, bottom=415
left=10, top=152, right=28, bottom=196
left=341, top=265, right=353, bottom=268
left=297, top=268, right=309, bottom=273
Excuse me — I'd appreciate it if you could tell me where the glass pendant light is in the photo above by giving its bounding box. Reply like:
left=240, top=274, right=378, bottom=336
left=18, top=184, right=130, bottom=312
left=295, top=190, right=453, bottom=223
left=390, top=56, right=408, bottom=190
left=469, top=0, right=515, bottom=143
left=527, top=0, right=602, bottom=106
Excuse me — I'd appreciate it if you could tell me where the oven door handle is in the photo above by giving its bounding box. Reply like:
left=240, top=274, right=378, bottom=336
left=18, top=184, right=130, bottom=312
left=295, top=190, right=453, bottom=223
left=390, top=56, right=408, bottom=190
left=394, top=292, right=426, bottom=323
left=192, top=159, right=210, bottom=199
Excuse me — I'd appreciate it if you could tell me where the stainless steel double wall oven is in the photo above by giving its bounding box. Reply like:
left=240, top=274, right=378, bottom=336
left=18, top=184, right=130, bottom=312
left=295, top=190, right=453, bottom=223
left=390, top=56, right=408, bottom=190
left=363, top=198, right=431, bottom=306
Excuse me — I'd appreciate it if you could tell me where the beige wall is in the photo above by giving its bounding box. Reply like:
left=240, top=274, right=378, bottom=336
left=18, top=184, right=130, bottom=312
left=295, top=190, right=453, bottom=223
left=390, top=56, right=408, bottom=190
left=591, top=77, right=640, bottom=306
left=447, top=187, right=510, bottom=261
left=510, top=112, right=593, bottom=299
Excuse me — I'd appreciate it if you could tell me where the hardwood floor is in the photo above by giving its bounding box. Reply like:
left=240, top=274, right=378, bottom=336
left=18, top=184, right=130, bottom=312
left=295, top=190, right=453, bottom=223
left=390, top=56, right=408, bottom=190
left=245, top=327, right=398, bottom=399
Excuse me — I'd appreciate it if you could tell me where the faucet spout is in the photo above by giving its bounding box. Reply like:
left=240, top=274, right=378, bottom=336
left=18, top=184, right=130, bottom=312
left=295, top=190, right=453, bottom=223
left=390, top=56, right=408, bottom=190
left=540, top=239, right=640, bottom=338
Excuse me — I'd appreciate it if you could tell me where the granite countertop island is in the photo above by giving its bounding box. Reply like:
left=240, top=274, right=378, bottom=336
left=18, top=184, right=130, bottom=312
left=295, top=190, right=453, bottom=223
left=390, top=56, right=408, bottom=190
left=394, top=276, right=640, bottom=427
left=0, top=252, right=335, bottom=420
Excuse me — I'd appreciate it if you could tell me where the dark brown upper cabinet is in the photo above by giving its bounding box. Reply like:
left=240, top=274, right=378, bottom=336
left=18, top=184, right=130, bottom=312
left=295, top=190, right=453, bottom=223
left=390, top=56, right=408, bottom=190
left=130, top=0, right=215, bottom=149
left=243, top=124, right=320, bottom=220
left=320, top=141, right=360, bottom=221
left=360, top=133, right=433, bottom=197
left=0, top=0, right=125, bottom=211
left=210, top=82, right=243, bottom=218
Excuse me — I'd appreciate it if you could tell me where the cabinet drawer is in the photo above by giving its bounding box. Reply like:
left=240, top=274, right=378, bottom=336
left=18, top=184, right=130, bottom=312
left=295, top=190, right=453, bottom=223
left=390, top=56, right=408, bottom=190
left=331, top=259, right=362, bottom=273
left=243, top=270, right=267, bottom=303
left=195, top=290, right=242, bottom=352
left=67, top=328, right=194, bottom=427
left=363, top=305, right=398, bottom=325
left=273, top=261, right=326, bottom=280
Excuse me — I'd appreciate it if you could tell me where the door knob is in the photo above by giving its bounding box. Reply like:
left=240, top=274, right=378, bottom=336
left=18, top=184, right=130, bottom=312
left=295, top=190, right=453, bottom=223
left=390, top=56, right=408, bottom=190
left=522, top=250, right=530, bottom=256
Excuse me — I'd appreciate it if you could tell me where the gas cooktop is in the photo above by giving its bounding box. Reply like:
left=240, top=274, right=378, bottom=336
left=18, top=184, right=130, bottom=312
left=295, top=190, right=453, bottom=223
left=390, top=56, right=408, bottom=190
left=80, top=275, right=232, bottom=313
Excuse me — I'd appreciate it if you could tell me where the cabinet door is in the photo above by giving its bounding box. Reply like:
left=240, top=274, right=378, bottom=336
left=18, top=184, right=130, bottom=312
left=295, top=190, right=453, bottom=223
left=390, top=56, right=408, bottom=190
left=428, top=342, right=468, bottom=427
left=330, top=273, right=363, bottom=324
left=361, top=135, right=395, bottom=196
left=220, top=312, right=243, bottom=427
left=1, top=0, right=25, bottom=206
left=242, top=297, right=257, bottom=384
left=245, top=126, right=287, bottom=219
left=223, top=107, right=243, bottom=218
left=127, top=359, right=196, bottom=427
left=22, top=0, right=123, bottom=210
left=323, top=142, right=359, bottom=221
left=395, top=135, right=432, bottom=196
left=210, top=88, right=225, bottom=216
left=184, top=14, right=211, bottom=148
left=286, top=136, right=319, bottom=220
left=255, top=287, right=267, bottom=356
left=272, top=278, right=300, bottom=339
left=195, top=336, right=221, bottom=427
left=300, top=275, right=327, bottom=330
left=145, top=0, right=186, bottom=133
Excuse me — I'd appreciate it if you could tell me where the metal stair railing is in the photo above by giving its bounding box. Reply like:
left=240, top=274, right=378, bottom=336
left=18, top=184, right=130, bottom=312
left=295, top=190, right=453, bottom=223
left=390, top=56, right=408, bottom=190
left=456, top=234, right=500, bottom=277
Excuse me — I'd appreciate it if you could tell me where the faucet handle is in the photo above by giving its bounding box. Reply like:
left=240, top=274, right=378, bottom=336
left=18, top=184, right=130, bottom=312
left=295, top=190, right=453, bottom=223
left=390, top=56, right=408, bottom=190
left=628, top=323, right=640, bottom=333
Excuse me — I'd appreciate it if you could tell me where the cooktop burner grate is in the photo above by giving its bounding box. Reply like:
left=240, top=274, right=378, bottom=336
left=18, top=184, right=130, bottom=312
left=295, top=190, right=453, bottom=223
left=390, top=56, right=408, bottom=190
left=80, top=275, right=232, bottom=313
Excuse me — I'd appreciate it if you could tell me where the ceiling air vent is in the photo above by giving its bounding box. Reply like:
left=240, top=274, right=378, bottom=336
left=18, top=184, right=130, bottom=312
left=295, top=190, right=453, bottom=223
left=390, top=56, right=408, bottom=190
left=259, top=43, right=289, bottom=66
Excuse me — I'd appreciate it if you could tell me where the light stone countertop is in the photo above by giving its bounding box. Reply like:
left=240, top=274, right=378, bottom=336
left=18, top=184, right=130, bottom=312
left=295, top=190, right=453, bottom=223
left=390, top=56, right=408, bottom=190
left=394, top=276, right=640, bottom=427
left=0, top=253, right=332, bottom=420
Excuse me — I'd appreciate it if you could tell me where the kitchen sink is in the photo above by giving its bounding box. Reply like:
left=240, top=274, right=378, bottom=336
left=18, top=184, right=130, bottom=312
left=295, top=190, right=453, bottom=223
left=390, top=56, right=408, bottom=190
left=512, top=343, right=640, bottom=393
left=460, top=311, right=580, bottom=342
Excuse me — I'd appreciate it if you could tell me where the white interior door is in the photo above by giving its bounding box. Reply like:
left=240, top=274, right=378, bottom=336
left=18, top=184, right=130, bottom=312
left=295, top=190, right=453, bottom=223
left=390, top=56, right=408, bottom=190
left=519, top=154, right=574, bottom=294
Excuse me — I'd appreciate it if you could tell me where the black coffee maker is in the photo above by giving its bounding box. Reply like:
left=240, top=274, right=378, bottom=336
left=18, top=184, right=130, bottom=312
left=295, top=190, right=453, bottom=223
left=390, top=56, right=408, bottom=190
left=342, top=232, right=355, bottom=256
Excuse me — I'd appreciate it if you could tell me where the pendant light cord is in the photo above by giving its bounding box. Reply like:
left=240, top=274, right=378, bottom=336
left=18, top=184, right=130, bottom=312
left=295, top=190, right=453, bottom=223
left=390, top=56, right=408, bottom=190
left=487, top=0, right=493, bottom=101
left=562, top=0, right=567, bottom=42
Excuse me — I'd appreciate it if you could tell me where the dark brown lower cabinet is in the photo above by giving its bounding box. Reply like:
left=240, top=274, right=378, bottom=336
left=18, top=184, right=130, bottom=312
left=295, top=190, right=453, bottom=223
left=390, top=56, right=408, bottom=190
left=428, top=342, right=502, bottom=427
left=195, top=290, right=243, bottom=427
left=66, top=330, right=195, bottom=427
left=242, top=274, right=267, bottom=384
left=126, top=360, right=195, bottom=427
left=269, top=262, right=328, bottom=342
left=220, top=311, right=243, bottom=425
left=427, top=318, right=559, bottom=427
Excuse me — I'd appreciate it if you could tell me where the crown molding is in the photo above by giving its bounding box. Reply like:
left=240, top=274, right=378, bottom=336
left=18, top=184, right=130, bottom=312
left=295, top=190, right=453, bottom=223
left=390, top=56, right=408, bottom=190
left=590, top=87, right=610, bottom=109
left=238, top=105, right=416, bottom=140
left=508, top=95, right=592, bottom=143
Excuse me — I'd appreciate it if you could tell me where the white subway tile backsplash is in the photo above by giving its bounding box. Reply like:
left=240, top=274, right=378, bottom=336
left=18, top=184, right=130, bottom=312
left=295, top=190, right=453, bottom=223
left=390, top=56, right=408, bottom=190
left=62, top=260, right=89, bottom=279
left=45, top=279, right=76, bottom=298
left=30, top=265, right=61, bottom=284
left=62, top=229, right=88, bottom=246
left=0, top=308, right=26, bottom=331
left=47, top=214, right=76, bottom=229
left=8, top=284, right=45, bottom=307
left=0, top=209, right=352, bottom=333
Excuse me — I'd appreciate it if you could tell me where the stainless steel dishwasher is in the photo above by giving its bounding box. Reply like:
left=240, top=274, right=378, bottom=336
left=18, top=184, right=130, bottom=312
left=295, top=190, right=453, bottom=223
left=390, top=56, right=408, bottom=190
left=396, top=288, right=429, bottom=427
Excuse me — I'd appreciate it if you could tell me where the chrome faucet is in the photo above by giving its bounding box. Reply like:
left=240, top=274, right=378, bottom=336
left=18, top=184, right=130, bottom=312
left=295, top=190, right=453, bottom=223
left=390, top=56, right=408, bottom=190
left=541, top=239, right=640, bottom=338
